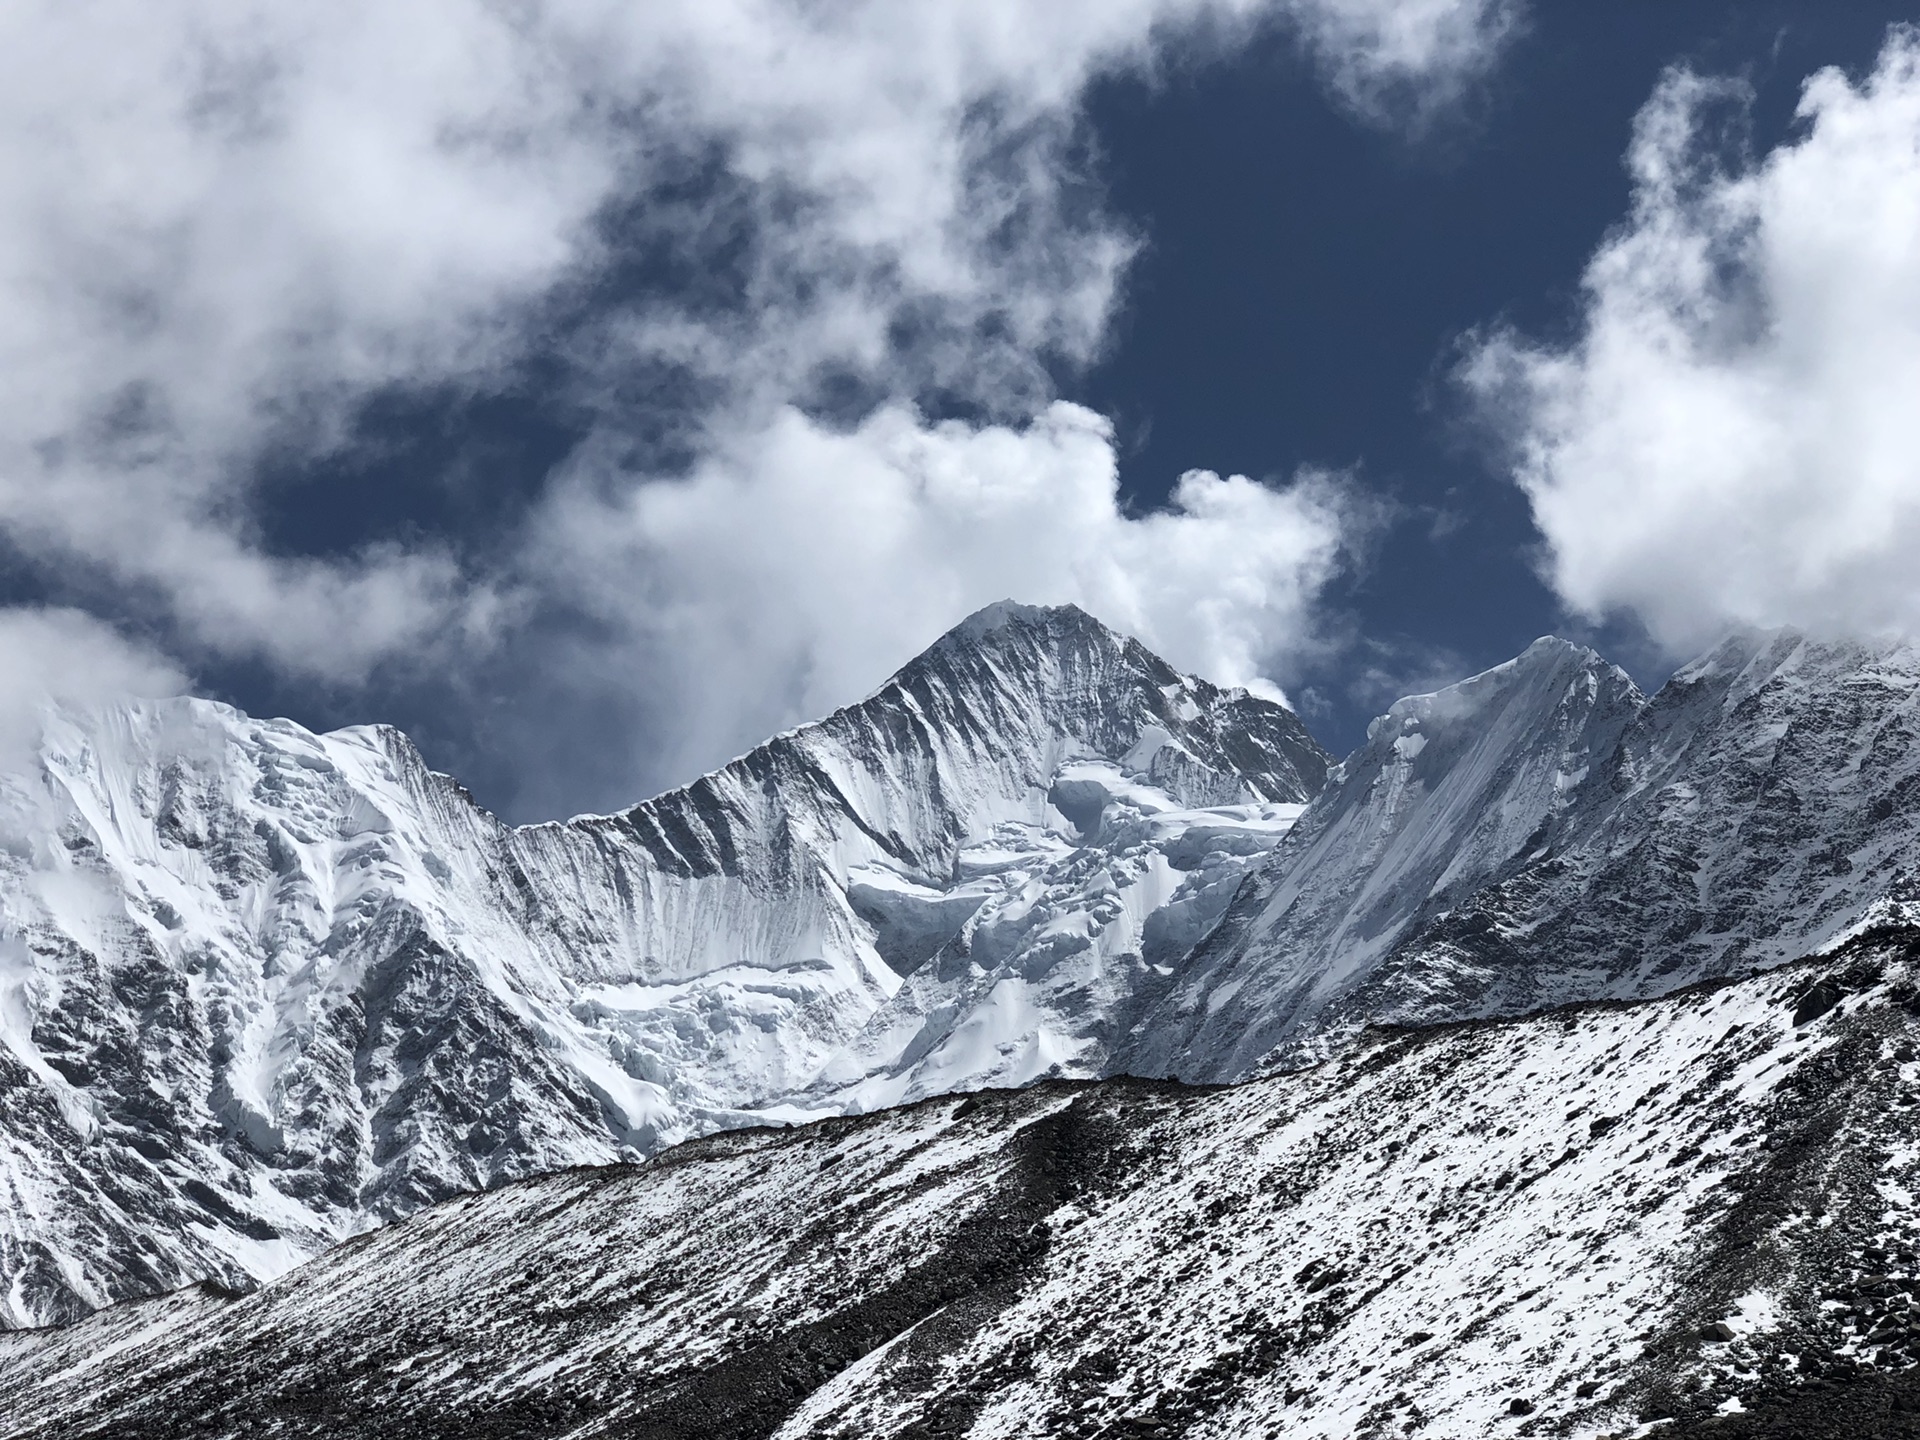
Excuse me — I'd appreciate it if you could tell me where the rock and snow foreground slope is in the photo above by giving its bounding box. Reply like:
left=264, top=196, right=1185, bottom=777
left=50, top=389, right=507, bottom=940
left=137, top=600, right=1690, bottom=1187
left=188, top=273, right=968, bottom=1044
left=10, top=933, right=1920, bottom=1440
left=0, top=602, right=1327, bottom=1327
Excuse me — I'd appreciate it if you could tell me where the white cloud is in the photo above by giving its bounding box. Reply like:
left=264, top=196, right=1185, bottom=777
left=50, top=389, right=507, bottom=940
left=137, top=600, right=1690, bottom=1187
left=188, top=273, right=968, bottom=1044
left=531, top=402, right=1354, bottom=791
left=0, top=609, right=186, bottom=774
left=1465, top=27, right=1920, bottom=653
left=1291, top=0, right=1521, bottom=119
left=0, top=0, right=1514, bottom=806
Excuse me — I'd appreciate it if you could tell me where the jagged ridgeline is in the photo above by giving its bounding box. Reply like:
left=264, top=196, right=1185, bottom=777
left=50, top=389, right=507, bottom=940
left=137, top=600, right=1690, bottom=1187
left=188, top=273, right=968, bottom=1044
left=0, top=602, right=1328, bottom=1326
left=1125, top=630, right=1920, bottom=1078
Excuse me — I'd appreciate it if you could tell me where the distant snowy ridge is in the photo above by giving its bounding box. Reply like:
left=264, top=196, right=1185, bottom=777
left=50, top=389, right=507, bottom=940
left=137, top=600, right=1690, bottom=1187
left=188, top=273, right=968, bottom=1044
left=1130, top=629, right=1920, bottom=1079
left=0, top=602, right=1327, bottom=1327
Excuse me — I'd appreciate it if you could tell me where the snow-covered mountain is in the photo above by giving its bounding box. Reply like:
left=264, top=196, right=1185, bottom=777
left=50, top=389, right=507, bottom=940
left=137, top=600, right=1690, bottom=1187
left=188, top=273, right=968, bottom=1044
left=7, top=927, right=1916, bottom=1439
left=1126, top=629, right=1920, bottom=1079
left=0, top=601, right=1328, bottom=1327
left=11, top=600, right=1920, bottom=1359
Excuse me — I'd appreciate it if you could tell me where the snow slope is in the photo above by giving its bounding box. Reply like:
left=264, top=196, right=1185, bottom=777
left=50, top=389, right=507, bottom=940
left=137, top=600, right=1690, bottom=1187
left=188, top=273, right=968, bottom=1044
left=0, top=602, right=1327, bottom=1326
left=6, top=928, right=1918, bottom=1439
left=1127, top=630, right=1920, bottom=1078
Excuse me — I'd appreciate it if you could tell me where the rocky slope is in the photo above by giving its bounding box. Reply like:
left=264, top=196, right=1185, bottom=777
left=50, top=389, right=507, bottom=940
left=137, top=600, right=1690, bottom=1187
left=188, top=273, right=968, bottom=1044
left=0, top=602, right=1327, bottom=1327
left=1128, top=630, right=1920, bottom=1078
left=7, top=927, right=1920, bottom=1439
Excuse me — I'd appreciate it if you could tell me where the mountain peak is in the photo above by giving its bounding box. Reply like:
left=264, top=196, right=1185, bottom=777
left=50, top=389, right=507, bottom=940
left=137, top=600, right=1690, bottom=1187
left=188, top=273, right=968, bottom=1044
left=1435, top=632, right=1613, bottom=691
left=945, top=598, right=1088, bottom=642
left=0, top=597, right=1343, bottom=1327
left=924, top=599, right=1124, bottom=675
left=1363, top=634, right=1632, bottom=747
left=876, top=600, right=1327, bottom=811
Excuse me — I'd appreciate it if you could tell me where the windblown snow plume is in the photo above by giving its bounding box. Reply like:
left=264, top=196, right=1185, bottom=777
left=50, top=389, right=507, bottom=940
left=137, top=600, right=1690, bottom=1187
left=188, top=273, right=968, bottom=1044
left=0, top=610, right=184, bottom=775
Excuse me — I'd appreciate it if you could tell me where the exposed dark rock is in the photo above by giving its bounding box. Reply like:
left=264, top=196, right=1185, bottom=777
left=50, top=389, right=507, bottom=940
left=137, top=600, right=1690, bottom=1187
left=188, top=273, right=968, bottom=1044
left=1796, top=980, right=1846, bottom=1028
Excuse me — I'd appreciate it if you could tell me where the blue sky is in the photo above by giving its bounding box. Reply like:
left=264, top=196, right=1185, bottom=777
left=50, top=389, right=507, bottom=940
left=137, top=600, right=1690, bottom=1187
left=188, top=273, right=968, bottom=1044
left=2, top=2, right=1918, bottom=818
left=1076, top=2, right=1915, bottom=734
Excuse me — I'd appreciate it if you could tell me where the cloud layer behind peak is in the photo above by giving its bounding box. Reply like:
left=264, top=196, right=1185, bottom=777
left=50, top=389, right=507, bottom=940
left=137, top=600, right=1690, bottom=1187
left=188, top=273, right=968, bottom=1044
left=524, top=402, right=1358, bottom=800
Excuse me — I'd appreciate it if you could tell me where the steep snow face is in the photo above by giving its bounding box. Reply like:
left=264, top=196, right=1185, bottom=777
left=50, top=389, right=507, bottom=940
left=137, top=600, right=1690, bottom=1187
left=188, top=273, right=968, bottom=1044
left=1122, top=637, right=1646, bottom=1076
left=0, top=602, right=1328, bottom=1326
left=6, top=933, right=1917, bottom=1440
left=1133, top=630, right=1920, bottom=1079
